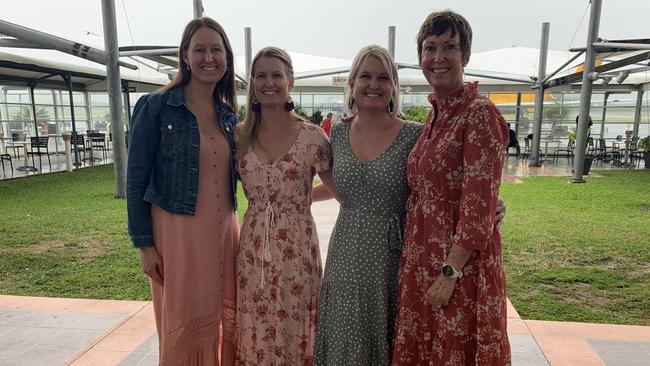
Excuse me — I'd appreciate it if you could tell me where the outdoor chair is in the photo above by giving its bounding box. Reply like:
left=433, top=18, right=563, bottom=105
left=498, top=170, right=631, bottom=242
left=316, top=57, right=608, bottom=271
left=586, top=137, right=595, bottom=156
left=88, top=132, right=108, bottom=160
left=71, top=133, right=91, bottom=162
left=552, top=139, right=575, bottom=162
left=5, top=131, right=27, bottom=158
left=522, top=137, right=531, bottom=160
left=27, top=136, right=51, bottom=171
left=521, top=137, right=542, bottom=161
left=0, top=153, right=12, bottom=175
left=594, top=138, right=617, bottom=164
left=629, top=140, right=643, bottom=167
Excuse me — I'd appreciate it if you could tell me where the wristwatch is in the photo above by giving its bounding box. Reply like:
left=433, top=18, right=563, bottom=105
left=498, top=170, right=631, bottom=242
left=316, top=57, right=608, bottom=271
left=441, top=264, right=463, bottom=279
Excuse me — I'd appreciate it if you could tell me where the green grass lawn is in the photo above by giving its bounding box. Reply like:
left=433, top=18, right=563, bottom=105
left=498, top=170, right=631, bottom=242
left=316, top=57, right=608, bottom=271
left=0, top=165, right=246, bottom=300
left=0, top=166, right=649, bottom=326
left=500, top=170, right=650, bottom=325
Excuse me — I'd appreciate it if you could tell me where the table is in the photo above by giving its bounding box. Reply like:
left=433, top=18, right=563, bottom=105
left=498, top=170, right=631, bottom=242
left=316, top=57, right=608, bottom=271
left=83, top=135, right=104, bottom=163
left=12, top=141, right=37, bottom=172
left=46, top=134, right=64, bottom=155
left=614, top=139, right=635, bottom=168
left=541, top=138, right=560, bottom=163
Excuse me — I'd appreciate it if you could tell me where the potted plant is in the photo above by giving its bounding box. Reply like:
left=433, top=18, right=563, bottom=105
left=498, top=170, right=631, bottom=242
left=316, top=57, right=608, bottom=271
left=638, top=136, right=650, bottom=169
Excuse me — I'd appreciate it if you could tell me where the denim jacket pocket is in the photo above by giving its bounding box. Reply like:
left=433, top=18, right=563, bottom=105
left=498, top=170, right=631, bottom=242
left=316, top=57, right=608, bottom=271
left=159, top=120, right=188, bottom=154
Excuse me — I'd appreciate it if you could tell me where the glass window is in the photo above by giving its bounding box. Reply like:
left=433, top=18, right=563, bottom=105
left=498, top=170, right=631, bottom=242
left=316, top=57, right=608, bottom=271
left=61, top=92, right=87, bottom=106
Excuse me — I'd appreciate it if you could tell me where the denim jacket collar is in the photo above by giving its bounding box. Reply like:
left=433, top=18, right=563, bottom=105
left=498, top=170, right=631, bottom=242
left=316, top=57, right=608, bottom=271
left=166, top=86, right=235, bottom=121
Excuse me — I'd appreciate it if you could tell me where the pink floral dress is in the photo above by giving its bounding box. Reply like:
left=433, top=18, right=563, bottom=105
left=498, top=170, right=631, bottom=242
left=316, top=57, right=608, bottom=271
left=392, top=83, right=512, bottom=365
left=235, top=121, right=331, bottom=366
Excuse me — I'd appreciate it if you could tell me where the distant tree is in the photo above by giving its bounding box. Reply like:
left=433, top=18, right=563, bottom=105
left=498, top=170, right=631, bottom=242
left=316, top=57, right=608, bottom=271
left=237, top=105, right=247, bottom=121
left=543, top=100, right=567, bottom=122
left=294, top=104, right=310, bottom=120
left=309, top=110, right=323, bottom=125
left=402, top=106, right=430, bottom=124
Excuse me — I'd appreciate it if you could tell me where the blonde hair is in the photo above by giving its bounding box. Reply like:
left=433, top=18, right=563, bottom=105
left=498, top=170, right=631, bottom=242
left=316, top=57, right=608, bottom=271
left=236, top=47, right=305, bottom=160
left=161, top=17, right=237, bottom=112
left=344, top=45, right=401, bottom=117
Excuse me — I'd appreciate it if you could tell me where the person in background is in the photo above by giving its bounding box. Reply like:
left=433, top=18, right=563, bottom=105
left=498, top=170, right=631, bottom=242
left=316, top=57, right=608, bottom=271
left=234, top=46, right=335, bottom=365
left=508, top=123, right=520, bottom=158
left=127, top=17, right=239, bottom=365
left=322, top=112, right=334, bottom=137
left=392, top=10, right=511, bottom=365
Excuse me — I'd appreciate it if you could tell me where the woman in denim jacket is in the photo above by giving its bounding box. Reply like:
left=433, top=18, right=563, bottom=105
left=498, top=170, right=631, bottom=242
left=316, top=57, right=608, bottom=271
left=127, top=17, right=239, bottom=365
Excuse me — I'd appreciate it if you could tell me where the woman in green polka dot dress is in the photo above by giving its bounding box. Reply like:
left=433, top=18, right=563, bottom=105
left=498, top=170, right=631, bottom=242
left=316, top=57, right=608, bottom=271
left=312, top=45, right=423, bottom=365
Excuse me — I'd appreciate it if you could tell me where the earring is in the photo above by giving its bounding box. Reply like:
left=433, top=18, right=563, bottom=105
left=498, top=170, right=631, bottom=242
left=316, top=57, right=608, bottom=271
left=251, top=97, right=261, bottom=113
left=388, top=100, right=395, bottom=113
left=348, top=97, right=355, bottom=110
left=284, top=97, right=295, bottom=112
left=185, top=64, right=190, bottom=72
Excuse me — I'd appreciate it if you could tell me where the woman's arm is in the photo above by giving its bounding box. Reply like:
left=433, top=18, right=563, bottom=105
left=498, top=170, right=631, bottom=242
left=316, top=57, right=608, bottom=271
left=312, top=183, right=333, bottom=202
left=126, top=94, right=161, bottom=248
left=426, top=100, right=509, bottom=308
left=315, top=169, right=340, bottom=202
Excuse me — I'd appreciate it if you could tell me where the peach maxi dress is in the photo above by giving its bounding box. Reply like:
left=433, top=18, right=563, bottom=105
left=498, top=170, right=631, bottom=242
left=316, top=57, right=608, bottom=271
left=151, top=131, right=239, bottom=365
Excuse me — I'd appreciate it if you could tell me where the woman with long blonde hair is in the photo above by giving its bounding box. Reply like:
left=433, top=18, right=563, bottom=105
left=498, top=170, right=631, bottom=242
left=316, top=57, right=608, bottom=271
left=312, top=45, right=423, bottom=365
left=235, top=47, right=335, bottom=365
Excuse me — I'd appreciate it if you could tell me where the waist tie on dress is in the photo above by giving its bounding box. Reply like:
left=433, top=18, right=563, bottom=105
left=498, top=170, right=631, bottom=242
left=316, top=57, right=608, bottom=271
left=388, top=214, right=404, bottom=254
left=261, top=201, right=275, bottom=288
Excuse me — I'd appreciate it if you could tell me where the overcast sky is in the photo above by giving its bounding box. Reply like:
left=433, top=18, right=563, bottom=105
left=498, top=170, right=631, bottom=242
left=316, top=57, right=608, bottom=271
left=2, top=0, right=648, bottom=64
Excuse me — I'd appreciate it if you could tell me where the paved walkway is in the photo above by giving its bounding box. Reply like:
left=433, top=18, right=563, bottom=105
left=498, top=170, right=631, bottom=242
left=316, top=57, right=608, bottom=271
left=2, top=200, right=650, bottom=365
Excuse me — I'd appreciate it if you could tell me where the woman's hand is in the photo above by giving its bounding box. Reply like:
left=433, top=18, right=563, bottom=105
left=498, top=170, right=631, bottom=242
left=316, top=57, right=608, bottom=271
left=140, top=246, right=164, bottom=284
left=495, top=197, right=506, bottom=229
left=425, top=275, right=457, bottom=308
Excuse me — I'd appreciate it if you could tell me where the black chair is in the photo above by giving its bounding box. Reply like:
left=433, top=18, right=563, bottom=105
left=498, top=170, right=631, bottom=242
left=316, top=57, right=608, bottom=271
left=5, top=131, right=27, bottom=158
left=553, top=139, right=575, bottom=162
left=27, top=136, right=51, bottom=171
left=629, top=139, right=644, bottom=167
left=0, top=153, right=12, bottom=175
left=522, top=137, right=531, bottom=160
left=521, top=137, right=542, bottom=161
left=88, top=132, right=107, bottom=160
left=71, top=133, right=91, bottom=162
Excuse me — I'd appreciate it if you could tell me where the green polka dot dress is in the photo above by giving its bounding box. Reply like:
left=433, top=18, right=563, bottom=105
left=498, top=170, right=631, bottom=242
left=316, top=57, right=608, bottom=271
left=314, top=120, right=423, bottom=365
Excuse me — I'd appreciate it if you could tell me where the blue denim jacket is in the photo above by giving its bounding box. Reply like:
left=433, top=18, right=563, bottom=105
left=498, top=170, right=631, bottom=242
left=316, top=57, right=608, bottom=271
left=126, top=86, right=239, bottom=247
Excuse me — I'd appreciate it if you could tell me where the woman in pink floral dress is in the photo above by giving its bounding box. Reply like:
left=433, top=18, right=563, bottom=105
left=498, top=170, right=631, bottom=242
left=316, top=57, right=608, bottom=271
left=392, top=11, right=512, bottom=365
left=234, top=47, right=334, bottom=365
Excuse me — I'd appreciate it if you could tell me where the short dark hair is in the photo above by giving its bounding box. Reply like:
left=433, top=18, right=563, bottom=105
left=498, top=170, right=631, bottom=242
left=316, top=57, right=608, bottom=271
left=416, top=10, right=473, bottom=62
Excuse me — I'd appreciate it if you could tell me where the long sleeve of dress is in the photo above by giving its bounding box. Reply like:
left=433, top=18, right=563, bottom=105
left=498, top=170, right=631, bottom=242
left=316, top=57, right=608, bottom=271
left=453, top=100, right=509, bottom=252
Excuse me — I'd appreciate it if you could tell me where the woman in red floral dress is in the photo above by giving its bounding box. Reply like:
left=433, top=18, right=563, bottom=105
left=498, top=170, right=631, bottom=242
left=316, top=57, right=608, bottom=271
left=392, top=11, right=512, bottom=365
left=234, top=47, right=334, bottom=366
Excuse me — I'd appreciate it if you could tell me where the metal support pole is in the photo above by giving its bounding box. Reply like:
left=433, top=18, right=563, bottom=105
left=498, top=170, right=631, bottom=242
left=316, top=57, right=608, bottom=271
left=0, top=19, right=138, bottom=70
left=245, top=27, right=252, bottom=81
left=530, top=22, right=550, bottom=167
left=600, top=91, right=610, bottom=138
left=572, top=0, right=602, bottom=183
left=101, top=0, right=127, bottom=198
left=123, top=81, right=132, bottom=126
left=515, top=92, right=522, bottom=135
left=632, top=90, right=645, bottom=138
left=28, top=84, right=39, bottom=139
left=63, top=74, right=81, bottom=167
left=388, top=26, right=396, bottom=59
left=193, top=0, right=203, bottom=18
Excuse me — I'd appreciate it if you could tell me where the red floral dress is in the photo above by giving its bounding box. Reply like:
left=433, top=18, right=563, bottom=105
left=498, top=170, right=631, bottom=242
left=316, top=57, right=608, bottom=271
left=392, top=83, right=511, bottom=365
left=235, top=122, right=331, bottom=366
